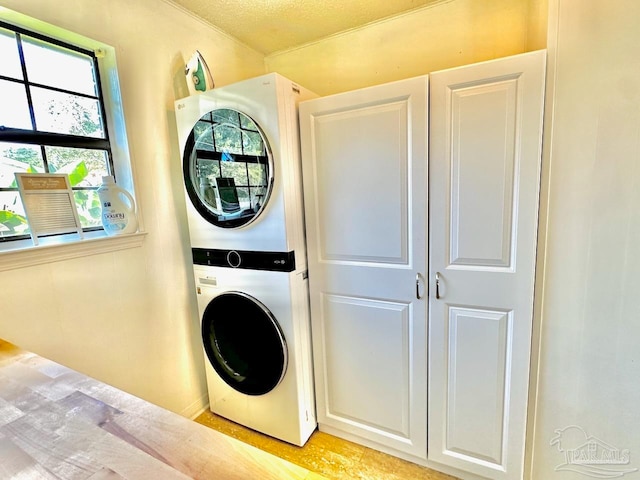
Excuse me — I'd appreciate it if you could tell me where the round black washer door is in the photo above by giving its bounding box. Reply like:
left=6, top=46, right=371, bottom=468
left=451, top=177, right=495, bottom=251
left=183, top=108, right=274, bottom=229
left=202, top=292, right=287, bottom=396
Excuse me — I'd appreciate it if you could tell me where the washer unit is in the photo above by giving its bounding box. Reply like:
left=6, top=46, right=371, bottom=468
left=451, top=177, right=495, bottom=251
left=175, top=74, right=317, bottom=446
left=194, top=263, right=316, bottom=446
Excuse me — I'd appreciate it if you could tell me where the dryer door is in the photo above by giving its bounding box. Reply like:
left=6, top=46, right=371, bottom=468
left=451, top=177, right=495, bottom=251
left=183, top=109, right=274, bottom=228
left=201, top=292, right=288, bottom=396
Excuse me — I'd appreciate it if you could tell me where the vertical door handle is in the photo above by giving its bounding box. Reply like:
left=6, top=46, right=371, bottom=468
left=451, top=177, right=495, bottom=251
left=416, top=273, right=422, bottom=300
left=435, top=272, right=441, bottom=299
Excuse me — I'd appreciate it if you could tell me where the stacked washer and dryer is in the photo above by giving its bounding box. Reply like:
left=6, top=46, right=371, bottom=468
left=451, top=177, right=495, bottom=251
left=175, top=73, right=317, bottom=446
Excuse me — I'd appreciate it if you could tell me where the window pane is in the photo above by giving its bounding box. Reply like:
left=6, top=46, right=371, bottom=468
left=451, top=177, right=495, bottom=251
left=0, top=28, right=22, bottom=80
left=213, top=109, right=239, bottom=126
left=0, top=191, right=29, bottom=239
left=194, top=121, right=215, bottom=151
left=45, top=146, right=109, bottom=187
left=31, top=87, right=104, bottom=138
left=247, top=163, right=267, bottom=187
left=0, top=79, right=32, bottom=130
left=240, top=114, right=257, bottom=131
left=220, top=162, right=249, bottom=186
left=243, top=130, right=265, bottom=156
left=196, top=157, right=220, bottom=181
left=73, top=189, right=101, bottom=228
left=214, top=125, right=242, bottom=155
left=0, top=143, right=44, bottom=187
left=22, top=36, right=97, bottom=96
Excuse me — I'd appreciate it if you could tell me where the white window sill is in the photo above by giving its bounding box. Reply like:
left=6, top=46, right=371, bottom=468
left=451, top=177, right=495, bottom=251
left=0, top=231, right=147, bottom=272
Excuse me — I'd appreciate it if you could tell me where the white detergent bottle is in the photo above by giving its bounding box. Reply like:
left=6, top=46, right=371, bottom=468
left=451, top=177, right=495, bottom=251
left=97, top=176, right=138, bottom=235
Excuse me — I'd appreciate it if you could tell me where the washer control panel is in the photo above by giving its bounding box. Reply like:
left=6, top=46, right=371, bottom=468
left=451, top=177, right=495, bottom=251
left=192, top=248, right=296, bottom=272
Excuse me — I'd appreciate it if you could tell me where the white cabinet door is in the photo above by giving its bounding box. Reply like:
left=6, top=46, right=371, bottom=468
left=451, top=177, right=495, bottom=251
left=299, top=76, right=429, bottom=459
left=428, top=51, right=546, bottom=479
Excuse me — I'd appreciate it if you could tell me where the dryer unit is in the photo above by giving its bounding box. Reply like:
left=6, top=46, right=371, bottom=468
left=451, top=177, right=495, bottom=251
left=175, top=73, right=316, bottom=270
left=194, top=264, right=316, bottom=446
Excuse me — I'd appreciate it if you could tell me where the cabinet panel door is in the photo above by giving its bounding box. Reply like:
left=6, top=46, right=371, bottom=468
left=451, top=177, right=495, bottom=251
left=428, top=50, right=546, bottom=479
left=299, top=76, right=428, bottom=458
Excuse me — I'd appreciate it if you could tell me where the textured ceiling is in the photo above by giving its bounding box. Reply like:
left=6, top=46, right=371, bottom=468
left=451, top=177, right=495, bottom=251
left=169, top=0, right=445, bottom=55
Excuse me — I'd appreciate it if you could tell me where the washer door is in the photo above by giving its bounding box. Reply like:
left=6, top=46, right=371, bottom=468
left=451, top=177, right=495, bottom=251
left=201, top=292, right=287, bottom=396
left=183, top=108, right=274, bottom=229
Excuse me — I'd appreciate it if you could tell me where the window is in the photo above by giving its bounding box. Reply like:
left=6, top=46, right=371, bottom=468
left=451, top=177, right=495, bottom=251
left=0, top=20, right=113, bottom=241
left=0, top=9, right=142, bottom=270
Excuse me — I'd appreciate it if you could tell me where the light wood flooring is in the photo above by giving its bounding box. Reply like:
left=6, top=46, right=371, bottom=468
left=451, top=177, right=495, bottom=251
left=195, top=411, right=460, bottom=480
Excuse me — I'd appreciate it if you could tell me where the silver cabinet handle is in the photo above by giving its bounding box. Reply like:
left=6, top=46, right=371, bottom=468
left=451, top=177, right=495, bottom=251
left=416, top=273, right=422, bottom=300
left=435, top=272, right=441, bottom=299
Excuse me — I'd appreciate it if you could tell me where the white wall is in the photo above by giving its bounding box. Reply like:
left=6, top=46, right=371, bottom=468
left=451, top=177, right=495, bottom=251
left=266, top=0, right=547, bottom=96
left=532, top=0, right=640, bottom=477
left=0, top=0, right=265, bottom=416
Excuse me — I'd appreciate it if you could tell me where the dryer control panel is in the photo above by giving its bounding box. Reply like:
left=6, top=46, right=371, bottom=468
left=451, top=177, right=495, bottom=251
left=192, top=248, right=296, bottom=272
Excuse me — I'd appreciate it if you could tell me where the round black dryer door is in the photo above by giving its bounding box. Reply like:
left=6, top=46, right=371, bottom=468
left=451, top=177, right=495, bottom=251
left=183, top=108, right=274, bottom=229
left=201, top=292, right=287, bottom=396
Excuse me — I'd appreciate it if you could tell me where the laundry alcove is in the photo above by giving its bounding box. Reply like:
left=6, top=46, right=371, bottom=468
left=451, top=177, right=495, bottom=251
left=299, top=50, right=546, bottom=480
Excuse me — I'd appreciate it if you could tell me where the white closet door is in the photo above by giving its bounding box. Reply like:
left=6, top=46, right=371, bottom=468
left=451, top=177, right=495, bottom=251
left=299, top=76, right=428, bottom=458
left=428, top=51, right=546, bottom=479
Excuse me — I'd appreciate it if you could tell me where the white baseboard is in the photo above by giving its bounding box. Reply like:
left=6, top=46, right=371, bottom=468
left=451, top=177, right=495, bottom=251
left=182, top=393, right=209, bottom=419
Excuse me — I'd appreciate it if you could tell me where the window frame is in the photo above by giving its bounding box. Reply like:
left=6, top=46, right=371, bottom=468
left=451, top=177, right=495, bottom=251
left=0, top=7, right=144, bottom=268
left=0, top=19, right=115, bottom=242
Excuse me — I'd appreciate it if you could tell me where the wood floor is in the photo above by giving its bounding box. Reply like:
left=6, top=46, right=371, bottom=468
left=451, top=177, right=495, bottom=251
left=195, top=411, right=460, bottom=480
